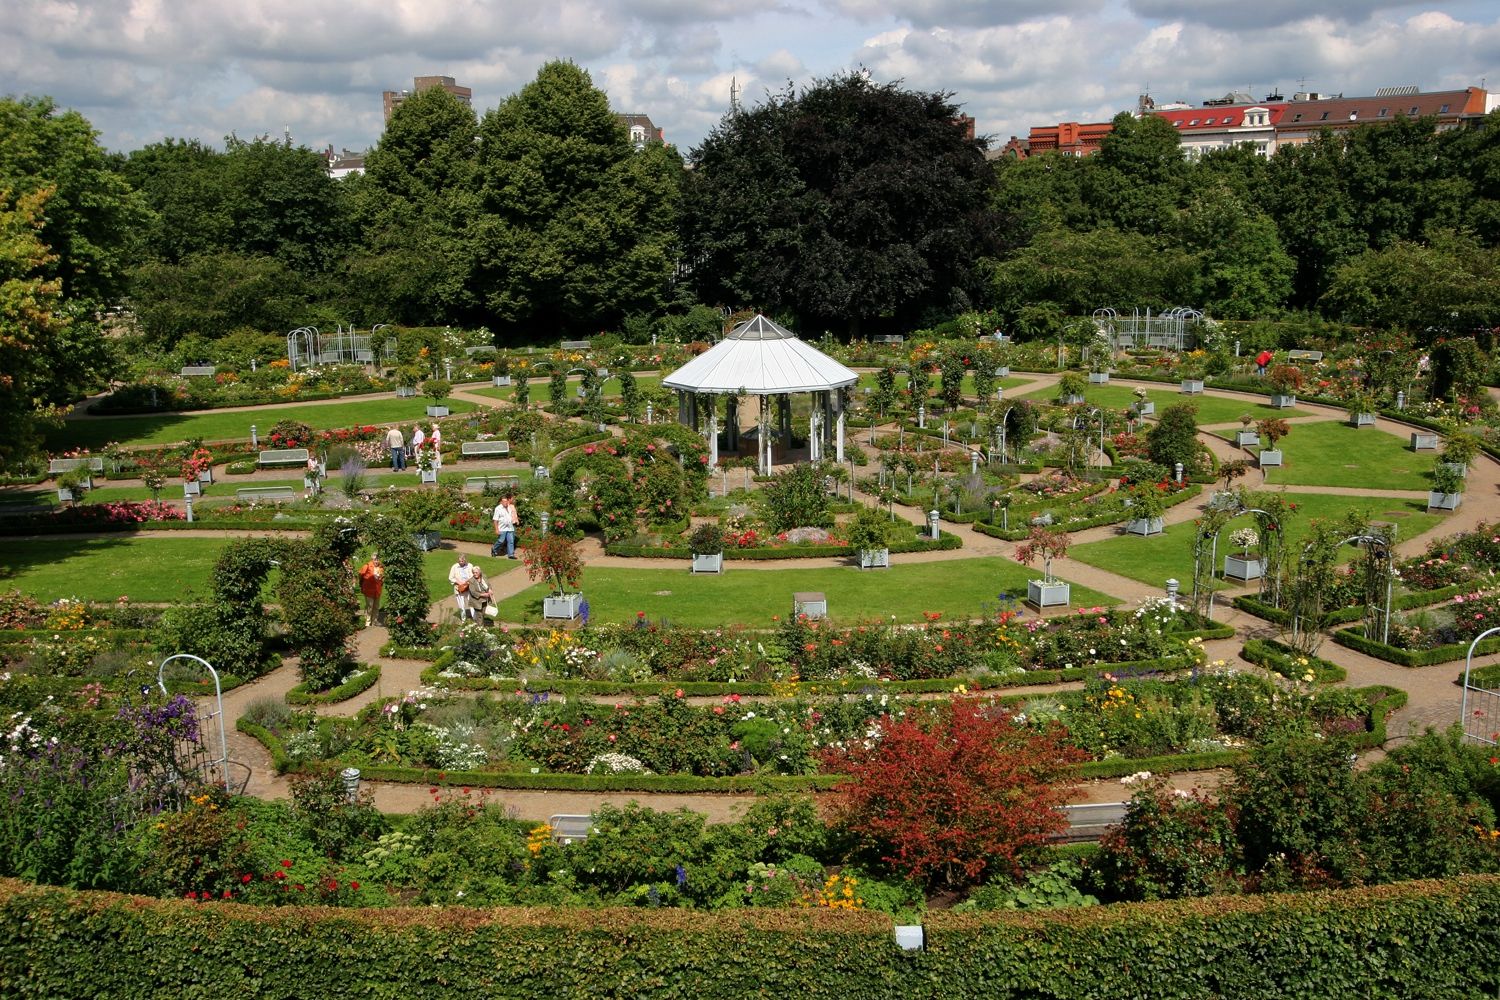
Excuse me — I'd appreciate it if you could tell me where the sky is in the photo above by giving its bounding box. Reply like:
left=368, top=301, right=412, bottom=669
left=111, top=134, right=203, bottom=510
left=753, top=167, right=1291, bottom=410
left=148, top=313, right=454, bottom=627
left=3, top=0, right=1498, bottom=157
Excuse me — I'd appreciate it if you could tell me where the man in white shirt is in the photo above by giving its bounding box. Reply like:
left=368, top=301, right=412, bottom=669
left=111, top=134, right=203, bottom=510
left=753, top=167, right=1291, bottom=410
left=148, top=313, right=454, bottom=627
left=491, top=496, right=517, bottom=558
left=447, top=553, right=473, bottom=619
left=385, top=426, right=405, bottom=470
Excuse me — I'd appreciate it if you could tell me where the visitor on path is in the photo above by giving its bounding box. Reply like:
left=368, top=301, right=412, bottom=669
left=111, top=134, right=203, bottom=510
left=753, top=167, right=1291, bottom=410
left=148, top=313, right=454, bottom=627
left=468, top=564, right=494, bottom=620
left=385, top=426, right=406, bottom=470
left=448, top=553, right=472, bottom=620
left=430, top=424, right=443, bottom=467
left=357, top=554, right=384, bottom=627
left=1255, top=350, right=1273, bottom=377
left=411, top=425, right=427, bottom=468
left=491, top=495, right=518, bottom=558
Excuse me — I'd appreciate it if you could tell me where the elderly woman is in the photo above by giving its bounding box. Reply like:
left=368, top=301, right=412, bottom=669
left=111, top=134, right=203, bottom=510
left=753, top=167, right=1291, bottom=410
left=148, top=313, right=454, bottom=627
left=467, top=563, right=494, bottom=622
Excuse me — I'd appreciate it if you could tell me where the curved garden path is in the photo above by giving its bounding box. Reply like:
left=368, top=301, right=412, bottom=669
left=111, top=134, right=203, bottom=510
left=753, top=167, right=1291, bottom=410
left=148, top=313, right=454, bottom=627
left=18, top=367, right=1500, bottom=820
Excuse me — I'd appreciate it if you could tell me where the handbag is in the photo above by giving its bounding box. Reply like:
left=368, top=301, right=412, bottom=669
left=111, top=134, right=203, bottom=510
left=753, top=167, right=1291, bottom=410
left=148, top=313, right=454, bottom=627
left=483, top=603, right=500, bottom=619
left=455, top=579, right=469, bottom=593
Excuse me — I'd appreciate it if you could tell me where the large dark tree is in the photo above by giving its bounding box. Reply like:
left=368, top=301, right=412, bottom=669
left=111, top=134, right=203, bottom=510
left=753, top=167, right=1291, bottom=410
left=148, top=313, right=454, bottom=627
left=472, top=61, right=681, bottom=341
left=682, top=73, right=1002, bottom=337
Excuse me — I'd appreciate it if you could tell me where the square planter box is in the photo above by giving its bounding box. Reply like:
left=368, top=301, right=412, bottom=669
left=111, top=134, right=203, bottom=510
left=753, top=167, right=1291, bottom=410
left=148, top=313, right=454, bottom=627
left=303, top=476, right=320, bottom=492
left=1236, top=430, right=1260, bottom=447
left=1258, top=449, right=1283, bottom=467
left=793, top=592, right=827, bottom=619
left=543, top=593, right=584, bottom=620
left=1088, top=372, right=1110, bottom=384
left=183, top=480, right=201, bottom=497
left=1270, top=394, right=1297, bottom=408
left=534, top=465, right=551, bottom=479
left=994, top=366, right=1010, bottom=378
left=691, top=552, right=724, bottom=574
left=1027, top=579, right=1071, bottom=608
left=1180, top=379, right=1204, bottom=394
left=1124, top=516, right=1164, bottom=537
left=419, top=469, right=439, bottom=484
left=1353, top=412, right=1376, bottom=427
left=395, top=386, right=418, bottom=398
left=1441, top=462, right=1468, bottom=478
left=491, top=375, right=512, bottom=387
left=411, top=530, right=442, bottom=551
left=1410, top=432, right=1439, bottom=451
left=426, top=405, right=450, bottom=417
left=1427, top=491, right=1462, bottom=512
left=198, top=468, right=214, bottom=484
left=858, top=548, right=890, bottom=570
left=1134, top=401, right=1155, bottom=416
left=1224, top=554, right=1265, bottom=582
left=1061, top=393, right=1086, bottom=405
left=56, top=488, right=75, bottom=503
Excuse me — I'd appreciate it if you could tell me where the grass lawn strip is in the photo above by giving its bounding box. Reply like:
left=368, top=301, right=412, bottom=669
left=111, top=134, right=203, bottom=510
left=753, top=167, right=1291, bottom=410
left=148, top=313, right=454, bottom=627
left=1215, top=420, right=1438, bottom=491
left=1068, top=492, right=1444, bottom=591
left=1015, top=383, right=1308, bottom=423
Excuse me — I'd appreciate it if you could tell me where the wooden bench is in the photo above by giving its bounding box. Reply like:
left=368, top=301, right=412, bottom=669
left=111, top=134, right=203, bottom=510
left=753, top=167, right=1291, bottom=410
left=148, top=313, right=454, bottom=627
left=236, top=486, right=297, bottom=502
left=559, top=340, right=591, bottom=350
left=548, top=814, right=592, bottom=845
left=258, top=448, right=310, bottom=468
left=463, top=475, right=520, bottom=494
left=1287, top=350, right=1324, bottom=363
left=459, top=440, right=510, bottom=459
left=48, top=457, right=104, bottom=474
left=180, top=365, right=216, bottom=377
left=1410, top=432, right=1439, bottom=451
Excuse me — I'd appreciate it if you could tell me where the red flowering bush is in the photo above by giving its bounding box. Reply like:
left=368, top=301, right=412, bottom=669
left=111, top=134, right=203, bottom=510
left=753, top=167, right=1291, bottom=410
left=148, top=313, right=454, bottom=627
left=820, top=697, right=1084, bottom=887
left=52, top=500, right=185, bottom=526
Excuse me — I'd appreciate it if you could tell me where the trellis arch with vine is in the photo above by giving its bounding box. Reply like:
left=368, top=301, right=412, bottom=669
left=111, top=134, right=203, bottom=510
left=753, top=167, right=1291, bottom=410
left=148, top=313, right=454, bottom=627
left=1286, top=520, right=1396, bottom=653
left=1190, top=490, right=1292, bottom=619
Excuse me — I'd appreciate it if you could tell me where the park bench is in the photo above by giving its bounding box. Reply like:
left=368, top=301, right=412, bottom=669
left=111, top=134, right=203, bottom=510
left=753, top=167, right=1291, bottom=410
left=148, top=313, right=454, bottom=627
left=1410, top=432, right=1439, bottom=451
left=464, top=345, right=497, bottom=356
left=236, top=486, right=297, bottom=502
left=180, top=365, right=216, bottom=377
left=559, top=340, right=591, bottom=350
left=873, top=334, right=904, bottom=344
left=257, top=448, right=310, bottom=469
left=459, top=440, right=510, bottom=459
left=48, top=457, right=104, bottom=474
left=548, top=814, right=592, bottom=845
left=463, top=475, right=520, bottom=494
left=1287, top=350, right=1323, bottom=363
left=354, top=349, right=374, bottom=363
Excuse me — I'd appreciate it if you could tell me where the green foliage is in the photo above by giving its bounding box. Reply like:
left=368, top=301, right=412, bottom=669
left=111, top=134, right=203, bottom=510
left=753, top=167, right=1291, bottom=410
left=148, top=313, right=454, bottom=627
left=286, top=771, right=386, bottom=858
left=845, top=506, right=895, bottom=552
left=959, top=859, right=1099, bottom=911
left=1094, top=781, right=1242, bottom=901
left=688, top=522, right=725, bottom=556
left=760, top=463, right=833, bottom=532
left=1147, top=403, right=1202, bottom=475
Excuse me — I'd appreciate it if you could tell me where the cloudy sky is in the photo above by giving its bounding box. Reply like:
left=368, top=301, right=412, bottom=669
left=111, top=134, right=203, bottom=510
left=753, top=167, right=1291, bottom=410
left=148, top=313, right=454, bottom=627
left=3, top=0, right=1498, bottom=156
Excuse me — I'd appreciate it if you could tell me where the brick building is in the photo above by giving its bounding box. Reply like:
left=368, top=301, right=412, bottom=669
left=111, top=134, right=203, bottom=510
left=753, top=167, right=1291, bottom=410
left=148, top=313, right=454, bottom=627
left=382, top=76, right=473, bottom=123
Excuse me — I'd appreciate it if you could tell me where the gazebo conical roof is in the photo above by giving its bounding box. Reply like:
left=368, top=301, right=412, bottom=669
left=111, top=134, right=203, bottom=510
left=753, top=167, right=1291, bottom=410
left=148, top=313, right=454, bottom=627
left=660, top=314, right=859, bottom=395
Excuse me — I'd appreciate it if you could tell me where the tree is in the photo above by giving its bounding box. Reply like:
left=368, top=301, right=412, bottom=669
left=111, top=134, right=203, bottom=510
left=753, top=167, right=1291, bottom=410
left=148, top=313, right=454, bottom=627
left=991, top=224, right=1192, bottom=318
left=473, top=61, right=681, bottom=340
left=1147, top=402, right=1202, bottom=475
left=1085, top=112, right=1187, bottom=236
left=1320, top=229, right=1500, bottom=337
left=0, top=187, right=70, bottom=469
left=1173, top=186, right=1294, bottom=319
left=682, top=73, right=1001, bottom=336
left=821, top=697, right=1084, bottom=887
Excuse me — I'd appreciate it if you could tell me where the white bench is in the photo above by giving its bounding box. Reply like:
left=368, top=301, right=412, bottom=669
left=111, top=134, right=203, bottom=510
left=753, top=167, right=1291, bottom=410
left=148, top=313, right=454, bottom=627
left=459, top=440, right=510, bottom=459
left=1287, top=350, right=1323, bottom=362
left=464, top=345, right=497, bottom=356
left=1410, top=432, right=1439, bottom=451
left=548, top=814, right=592, bottom=845
left=180, top=365, right=216, bottom=377
left=464, top=475, right=520, bottom=493
left=236, top=486, right=297, bottom=502
left=559, top=340, right=591, bottom=350
left=258, top=448, right=310, bottom=468
left=48, top=457, right=104, bottom=474
left=873, top=334, right=904, bottom=344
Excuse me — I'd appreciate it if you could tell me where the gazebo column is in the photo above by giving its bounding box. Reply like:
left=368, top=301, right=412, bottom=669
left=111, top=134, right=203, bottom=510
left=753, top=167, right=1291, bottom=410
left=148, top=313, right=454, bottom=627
left=726, top=396, right=739, bottom=452
left=759, top=395, right=771, bottom=475
left=707, top=398, right=719, bottom=466
left=834, top=390, right=846, bottom=463
left=778, top=394, right=791, bottom=445
left=677, top=390, right=689, bottom=426
left=809, top=402, right=821, bottom=462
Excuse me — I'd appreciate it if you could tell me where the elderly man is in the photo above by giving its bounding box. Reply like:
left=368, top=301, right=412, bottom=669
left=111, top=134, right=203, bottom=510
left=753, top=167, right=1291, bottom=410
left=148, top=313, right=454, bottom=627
left=385, top=426, right=406, bottom=470
left=448, top=553, right=473, bottom=620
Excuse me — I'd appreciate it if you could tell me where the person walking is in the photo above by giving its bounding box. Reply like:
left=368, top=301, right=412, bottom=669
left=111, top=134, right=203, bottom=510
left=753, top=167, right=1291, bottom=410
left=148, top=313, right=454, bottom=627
left=1255, top=350, right=1274, bottom=377
left=411, top=425, right=427, bottom=472
left=491, top=494, right=518, bottom=558
left=430, top=424, right=443, bottom=468
left=385, top=426, right=406, bottom=470
left=448, top=553, right=473, bottom=620
left=357, top=553, right=384, bottom=627
left=467, top=564, right=494, bottom=621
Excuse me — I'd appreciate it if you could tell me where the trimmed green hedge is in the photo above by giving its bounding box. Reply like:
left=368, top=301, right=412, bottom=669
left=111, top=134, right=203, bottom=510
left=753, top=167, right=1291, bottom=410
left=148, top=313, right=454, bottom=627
left=605, top=528, right=963, bottom=560
left=1241, top=638, right=1347, bottom=684
left=2, top=875, right=1497, bottom=998
left=1233, top=582, right=1473, bottom=628
left=284, top=664, right=381, bottom=706
left=1333, top=626, right=1500, bottom=667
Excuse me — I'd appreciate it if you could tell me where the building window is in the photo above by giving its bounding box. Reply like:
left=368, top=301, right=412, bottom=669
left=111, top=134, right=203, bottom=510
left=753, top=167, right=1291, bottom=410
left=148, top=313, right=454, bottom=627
left=1292, top=113, right=1302, bottom=122
left=1205, top=117, right=1215, bottom=125
left=1410, top=106, right=1419, bottom=115
left=1189, top=119, right=1199, bottom=125
left=1378, top=108, right=1388, bottom=117
left=1440, top=104, right=1450, bottom=113
left=1174, top=120, right=1182, bottom=127
left=1320, top=112, right=1330, bottom=120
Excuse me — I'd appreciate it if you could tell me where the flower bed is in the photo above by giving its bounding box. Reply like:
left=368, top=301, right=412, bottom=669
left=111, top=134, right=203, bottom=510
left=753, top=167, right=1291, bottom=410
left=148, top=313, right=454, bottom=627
left=1333, top=620, right=1500, bottom=667
left=285, top=664, right=382, bottom=706
left=973, top=484, right=1202, bottom=541
left=1240, top=638, right=1347, bottom=684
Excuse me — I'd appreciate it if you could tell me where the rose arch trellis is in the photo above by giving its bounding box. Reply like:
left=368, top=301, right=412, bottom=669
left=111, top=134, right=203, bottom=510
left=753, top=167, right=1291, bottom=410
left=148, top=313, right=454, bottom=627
left=1287, top=525, right=1397, bottom=651
left=1190, top=492, right=1291, bottom=620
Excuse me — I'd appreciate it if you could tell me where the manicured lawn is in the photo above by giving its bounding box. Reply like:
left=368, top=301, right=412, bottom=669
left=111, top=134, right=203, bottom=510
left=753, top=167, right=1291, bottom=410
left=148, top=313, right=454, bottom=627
left=1216, top=421, right=1439, bottom=490
left=1069, top=492, right=1444, bottom=591
left=1016, top=382, right=1308, bottom=423
left=0, top=536, right=230, bottom=601
left=489, top=556, right=1120, bottom=627
left=468, top=375, right=663, bottom=403
left=47, top=397, right=481, bottom=451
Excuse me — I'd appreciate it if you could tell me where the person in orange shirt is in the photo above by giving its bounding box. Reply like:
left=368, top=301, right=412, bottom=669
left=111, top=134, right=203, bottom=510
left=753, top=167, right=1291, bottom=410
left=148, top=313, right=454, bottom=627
left=358, top=553, right=385, bottom=627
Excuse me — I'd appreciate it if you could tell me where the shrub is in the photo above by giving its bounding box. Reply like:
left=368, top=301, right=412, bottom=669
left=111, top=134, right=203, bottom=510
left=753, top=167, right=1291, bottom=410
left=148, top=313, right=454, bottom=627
left=1093, top=779, right=1241, bottom=901
left=1147, top=403, right=1202, bottom=475
left=688, top=523, right=725, bottom=556
left=761, top=463, right=833, bottom=532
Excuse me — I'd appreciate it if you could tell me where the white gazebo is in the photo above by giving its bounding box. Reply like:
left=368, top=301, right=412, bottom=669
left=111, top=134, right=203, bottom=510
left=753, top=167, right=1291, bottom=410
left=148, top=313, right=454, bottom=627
left=660, top=314, right=859, bottom=474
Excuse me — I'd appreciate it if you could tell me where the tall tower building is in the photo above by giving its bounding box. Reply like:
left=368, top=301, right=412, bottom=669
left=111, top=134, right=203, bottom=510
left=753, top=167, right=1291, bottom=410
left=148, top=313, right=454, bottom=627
left=382, top=76, right=473, bottom=122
